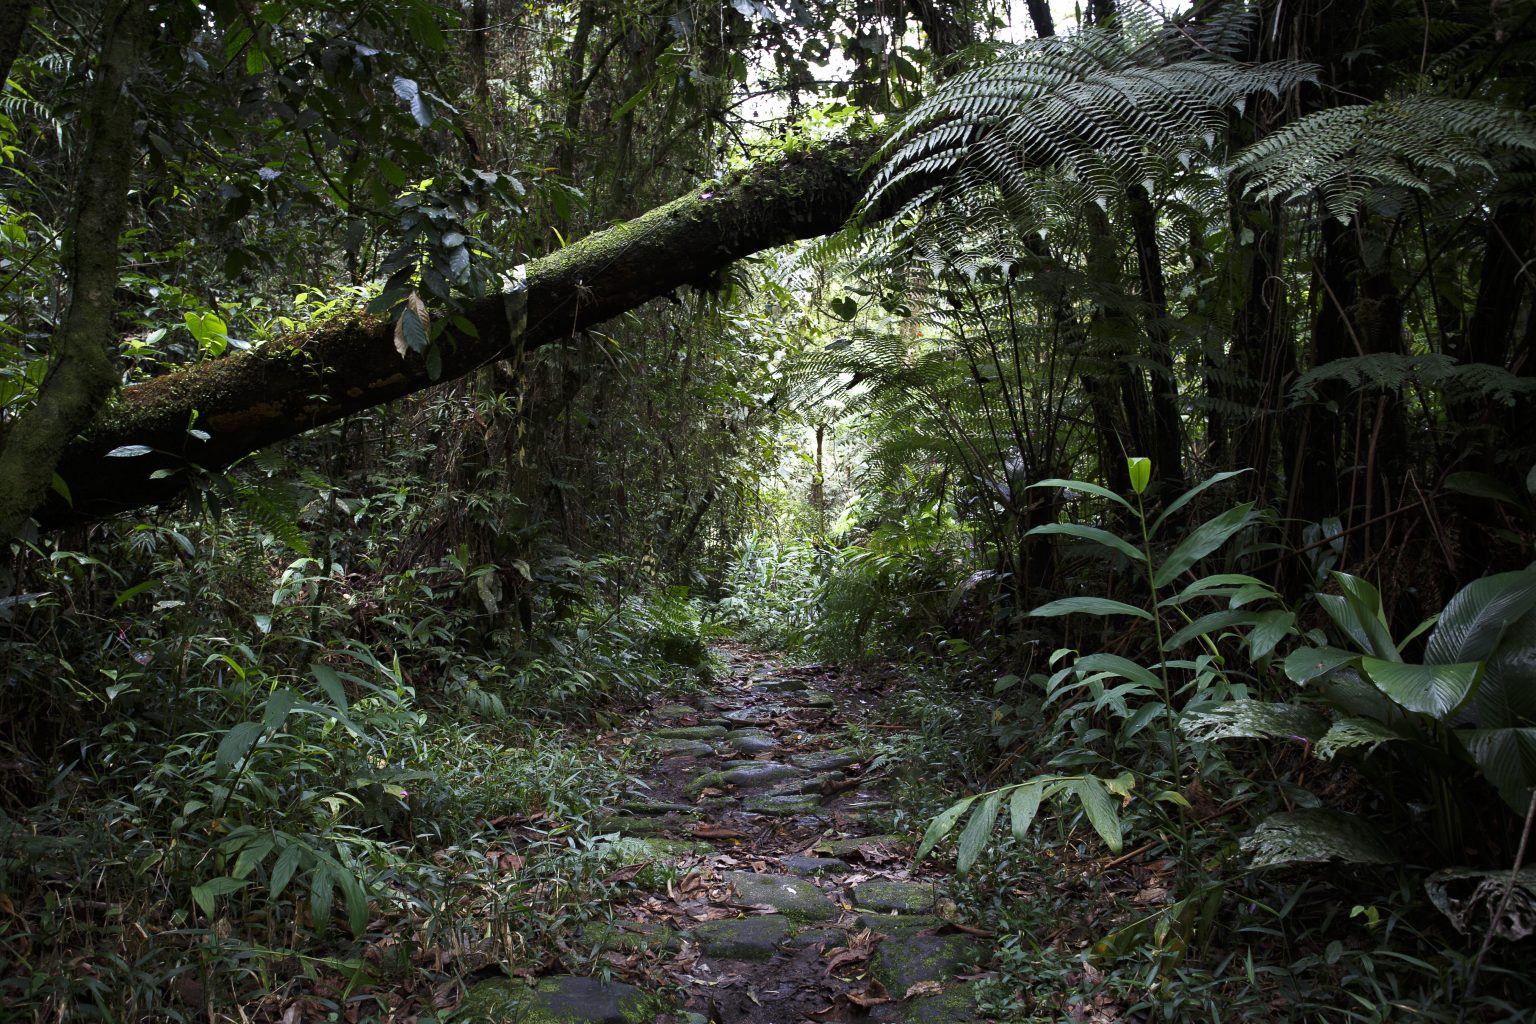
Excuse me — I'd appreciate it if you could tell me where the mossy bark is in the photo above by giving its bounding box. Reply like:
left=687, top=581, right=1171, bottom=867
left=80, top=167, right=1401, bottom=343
left=34, top=135, right=882, bottom=529
left=0, top=3, right=145, bottom=540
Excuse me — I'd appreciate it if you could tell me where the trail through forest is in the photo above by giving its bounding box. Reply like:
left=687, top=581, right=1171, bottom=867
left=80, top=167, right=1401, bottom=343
left=459, top=645, right=988, bottom=1023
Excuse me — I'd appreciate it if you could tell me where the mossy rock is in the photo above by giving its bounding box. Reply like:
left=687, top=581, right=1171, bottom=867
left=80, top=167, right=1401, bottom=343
left=784, top=926, right=847, bottom=950
left=742, top=792, right=823, bottom=816
left=652, top=725, right=728, bottom=740
left=646, top=738, right=715, bottom=757
left=781, top=855, right=846, bottom=875
left=456, top=976, right=650, bottom=1023
left=723, top=730, right=780, bottom=754
left=799, top=690, right=837, bottom=708
left=869, top=934, right=983, bottom=995
left=814, top=834, right=907, bottom=858
left=853, top=879, right=938, bottom=914
left=789, top=750, right=861, bottom=772
left=856, top=912, right=944, bottom=937
left=580, top=920, right=681, bottom=955
left=726, top=871, right=841, bottom=921
left=653, top=704, right=700, bottom=720
left=620, top=799, right=698, bottom=816
left=902, top=980, right=983, bottom=1023
left=689, top=914, right=790, bottom=959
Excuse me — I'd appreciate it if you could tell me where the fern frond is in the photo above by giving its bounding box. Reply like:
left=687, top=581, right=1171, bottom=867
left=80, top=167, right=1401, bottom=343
left=1231, top=95, right=1536, bottom=221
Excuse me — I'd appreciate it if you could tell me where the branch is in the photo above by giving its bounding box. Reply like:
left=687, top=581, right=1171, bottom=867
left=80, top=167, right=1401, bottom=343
left=37, top=133, right=885, bottom=529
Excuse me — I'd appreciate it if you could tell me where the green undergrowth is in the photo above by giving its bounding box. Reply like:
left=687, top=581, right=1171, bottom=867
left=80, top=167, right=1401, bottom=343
left=0, top=494, right=717, bottom=1020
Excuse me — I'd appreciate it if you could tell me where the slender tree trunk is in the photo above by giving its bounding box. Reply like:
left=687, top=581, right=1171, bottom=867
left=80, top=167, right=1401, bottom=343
left=555, top=0, right=595, bottom=180
left=1024, top=0, right=1055, bottom=38
left=0, top=2, right=145, bottom=541
left=1128, top=184, right=1185, bottom=488
left=0, top=0, right=30, bottom=91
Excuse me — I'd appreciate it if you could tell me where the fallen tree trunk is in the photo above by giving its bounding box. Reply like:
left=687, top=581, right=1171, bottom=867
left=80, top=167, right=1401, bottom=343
left=37, top=135, right=880, bottom=529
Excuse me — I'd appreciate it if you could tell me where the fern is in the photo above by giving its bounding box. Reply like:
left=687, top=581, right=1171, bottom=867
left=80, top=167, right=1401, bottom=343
left=863, top=27, right=1314, bottom=219
left=1291, top=353, right=1536, bottom=405
left=1231, top=95, right=1536, bottom=221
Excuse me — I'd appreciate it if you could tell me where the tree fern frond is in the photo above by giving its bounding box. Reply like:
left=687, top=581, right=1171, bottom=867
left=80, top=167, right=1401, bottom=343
left=1231, top=95, right=1536, bottom=221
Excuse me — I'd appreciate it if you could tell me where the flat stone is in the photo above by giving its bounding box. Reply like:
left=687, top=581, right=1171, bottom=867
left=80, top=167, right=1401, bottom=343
left=457, top=976, right=647, bottom=1023
left=854, top=879, right=938, bottom=914
left=870, top=935, right=983, bottom=995
left=814, top=834, right=907, bottom=859
left=689, top=914, right=790, bottom=959
left=754, top=677, right=808, bottom=691
left=743, top=792, right=823, bottom=816
left=724, top=730, right=780, bottom=754
left=647, top=738, right=715, bottom=757
left=621, top=799, right=698, bottom=816
left=857, top=912, right=944, bottom=937
left=721, top=762, right=801, bottom=787
left=789, top=750, right=860, bottom=772
left=723, top=709, right=774, bottom=726
left=782, top=855, right=847, bottom=875
left=902, top=980, right=983, bottom=1023
left=799, top=690, right=836, bottom=708
left=580, top=921, right=681, bottom=954
left=652, top=725, right=728, bottom=740
left=654, top=704, right=699, bottom=720
left=591, top=814, right=676, bottom=836
left=785, top=926, right=847, bottom=949
left=726, top=871, right=841, bottom=921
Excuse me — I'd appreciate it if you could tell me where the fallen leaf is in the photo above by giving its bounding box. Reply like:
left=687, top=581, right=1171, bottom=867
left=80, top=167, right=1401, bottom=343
left=692, top=824, right=747, bottom=840
left=603, top=861, right=652, bottom=883
left=904, top=980, right=945, bottom=998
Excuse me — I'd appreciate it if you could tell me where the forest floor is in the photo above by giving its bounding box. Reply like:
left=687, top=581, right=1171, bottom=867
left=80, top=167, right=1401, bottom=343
left=457, top=644, right=992, bottom=1023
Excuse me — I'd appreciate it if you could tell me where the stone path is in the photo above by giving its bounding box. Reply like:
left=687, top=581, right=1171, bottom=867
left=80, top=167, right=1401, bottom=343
left=458, top=645, right=992, bottom=1023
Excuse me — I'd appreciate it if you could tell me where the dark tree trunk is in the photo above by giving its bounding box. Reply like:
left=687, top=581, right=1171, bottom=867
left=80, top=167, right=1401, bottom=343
left=1128, top=184, right=1185, bottom=488
left=0, top=0, right=29, bottom=91
left=0, top=2, right=146, bottom=540
left=555, top=0, right=596, bottom=180
left=1024, top=0, right=1055, bottom=38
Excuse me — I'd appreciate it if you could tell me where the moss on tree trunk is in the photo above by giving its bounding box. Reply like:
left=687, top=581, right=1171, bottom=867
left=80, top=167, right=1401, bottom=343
left=35, top=135, right=882, bottom=529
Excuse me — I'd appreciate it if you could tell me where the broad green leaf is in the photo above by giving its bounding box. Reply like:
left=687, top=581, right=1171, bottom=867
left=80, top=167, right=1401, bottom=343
left=311, top=662, right=348, bottom=711
left=339, top=868, right=370, bottom=938
left=215, top=721, right=263, bottom=775
left=1029, top=597, right=1152, bottom=621
left=1284, top=645, right=1357, bottom=685
left=1025, top=522, right=1142, bottom=561
left=270, top=844, right=303, bottom=900
left=1153, top=502, right=1256, bottom=587
left=191, top=877, right=248, bottom=917
left=916, top=795, right=975, bottom=862
left=106, top=445, right=152, bottom=458
left=1069, top=777, right=1123, bottom=852
left=1073, top=652, right=1162, bottom=691
left=1127, top=456, right=1151, bottom=494
left=1009, top=782, right=1044, bottom=840
left=1466, top=606, right=1536, bottom=728
left=956, top=792, right=1001, bottom=875
left=1362, top=657, right=1482, bottom=718
left=1241, top=809, right=1396, bottom=868
left=1248, top=610, right=1296, bottom=661
left=262, top=688, right=297, bottom=731
left=232, top=836, right=274, bottom=880
left=1322, top=573, right=1398, bottom=660
left=310, top=866, right=335, bottom=932
left=1028, top=477, right=1132, bottom=510
left=1424, top=569, right=1536, bottom=665
left=1458, top=727, right=1536, bottom=813
left=1165, top=609, right=1259, bottom=650
left=1151, top=469, right=1252, bottom=536
left=1162, top=573, right=1272, bottom=607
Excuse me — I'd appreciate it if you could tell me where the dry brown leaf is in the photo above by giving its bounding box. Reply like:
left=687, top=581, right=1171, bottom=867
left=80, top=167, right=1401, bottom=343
left=692, top=824, right=747, bottom=839
left=904, top=980, right=945, bottom=998
left=603, top=861, right=652, bottom=884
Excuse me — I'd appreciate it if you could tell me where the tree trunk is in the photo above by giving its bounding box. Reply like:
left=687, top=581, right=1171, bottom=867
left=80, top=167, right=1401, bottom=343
left=0, top=2, right=145, bottom=540
left=33, top=136, right=885, bottom=530
left=1128, top=183, right=1185, bottom=488
left=0, top=0, right=30, bottom=92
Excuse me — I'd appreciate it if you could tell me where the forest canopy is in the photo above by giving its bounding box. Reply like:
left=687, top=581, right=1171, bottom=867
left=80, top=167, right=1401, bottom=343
left=2, top=0, right=1535, bottom=1021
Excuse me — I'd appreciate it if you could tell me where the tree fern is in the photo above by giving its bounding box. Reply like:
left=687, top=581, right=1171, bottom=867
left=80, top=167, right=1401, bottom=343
left=863, top=27, right=1314, bottom=219
left=1230, top=95, right=1536, bottom=221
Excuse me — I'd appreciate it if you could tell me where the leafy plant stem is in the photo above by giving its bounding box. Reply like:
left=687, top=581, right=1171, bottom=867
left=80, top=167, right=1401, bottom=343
left=1135, top=484, right=1186, bottom=850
